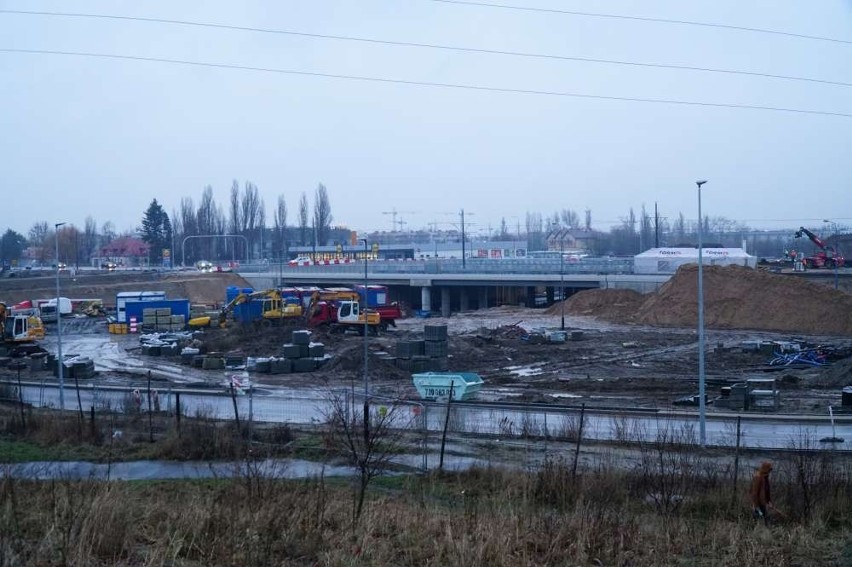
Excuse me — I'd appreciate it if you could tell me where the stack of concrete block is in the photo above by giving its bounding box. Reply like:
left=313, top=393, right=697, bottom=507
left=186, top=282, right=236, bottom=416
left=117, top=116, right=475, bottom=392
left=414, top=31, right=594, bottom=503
left=51, top=355, right=96, bottom=379
left=271, top=329, right=328, bottom=374
left=394, top=324, right=450, bottom=373
left=142, top=307, right=185, bottom=332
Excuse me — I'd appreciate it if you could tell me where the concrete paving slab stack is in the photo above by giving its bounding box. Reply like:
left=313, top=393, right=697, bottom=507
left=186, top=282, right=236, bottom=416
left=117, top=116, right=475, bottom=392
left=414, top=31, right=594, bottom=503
left=395, top=324, right=449, bottom=372
left=278, top=329, right=327, bottom=373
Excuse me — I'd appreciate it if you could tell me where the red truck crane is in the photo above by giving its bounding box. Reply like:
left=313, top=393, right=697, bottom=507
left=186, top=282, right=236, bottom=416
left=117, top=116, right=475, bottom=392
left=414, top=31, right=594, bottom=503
left=794, top=227, right=845, bottom=269
left=304, top=287, right=403, bottom=332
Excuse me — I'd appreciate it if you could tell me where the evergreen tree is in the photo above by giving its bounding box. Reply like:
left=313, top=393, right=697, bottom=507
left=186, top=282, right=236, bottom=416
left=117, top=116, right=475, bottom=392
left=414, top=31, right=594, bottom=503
left=140, top=199, right=172, bottom=264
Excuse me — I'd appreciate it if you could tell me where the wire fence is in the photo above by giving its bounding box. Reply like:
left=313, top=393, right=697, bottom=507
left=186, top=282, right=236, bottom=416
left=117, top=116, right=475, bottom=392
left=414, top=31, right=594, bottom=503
left=1, top=378, right=849, bottom=468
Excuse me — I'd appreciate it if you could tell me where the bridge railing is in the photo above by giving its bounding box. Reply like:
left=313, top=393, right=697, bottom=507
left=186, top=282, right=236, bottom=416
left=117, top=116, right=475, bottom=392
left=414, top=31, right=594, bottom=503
left=241, top=257, right=634, bottom=275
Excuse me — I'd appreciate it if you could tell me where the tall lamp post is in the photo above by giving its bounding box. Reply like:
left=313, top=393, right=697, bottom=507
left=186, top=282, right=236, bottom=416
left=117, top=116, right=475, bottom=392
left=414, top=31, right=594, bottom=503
left=552, top=223, right=565, bottom=330
left=361, top=238, right=370, bottom=442
left=55, top=222, right=67, bottom=410
left=823, top=219, right=840, bottom=290
left=695, top=180, right=708, bottom=447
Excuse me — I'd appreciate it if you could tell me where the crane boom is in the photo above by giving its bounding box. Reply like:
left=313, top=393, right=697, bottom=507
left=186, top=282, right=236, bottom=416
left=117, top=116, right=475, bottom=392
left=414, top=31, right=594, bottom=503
left=794, top=227, right=829, bottom=251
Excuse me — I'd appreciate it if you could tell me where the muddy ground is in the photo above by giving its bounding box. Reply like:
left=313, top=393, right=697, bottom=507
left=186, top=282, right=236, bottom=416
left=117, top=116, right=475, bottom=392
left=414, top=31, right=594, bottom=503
left=3, top=266, right=852, bottom=415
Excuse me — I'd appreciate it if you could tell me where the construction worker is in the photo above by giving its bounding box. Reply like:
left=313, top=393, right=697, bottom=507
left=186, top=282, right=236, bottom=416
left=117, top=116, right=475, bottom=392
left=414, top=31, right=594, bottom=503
left=750, top=461, right=774, bottom=525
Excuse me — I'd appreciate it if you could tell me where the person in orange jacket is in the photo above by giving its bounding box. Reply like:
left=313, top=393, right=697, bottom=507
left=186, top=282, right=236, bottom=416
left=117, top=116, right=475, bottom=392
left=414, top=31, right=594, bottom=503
left=750, top=461, right=774, bottom=524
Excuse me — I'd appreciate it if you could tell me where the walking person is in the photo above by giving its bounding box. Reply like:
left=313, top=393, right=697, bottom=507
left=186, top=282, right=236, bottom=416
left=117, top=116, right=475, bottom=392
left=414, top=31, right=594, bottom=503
left=750, top=461, right=774, bottom=525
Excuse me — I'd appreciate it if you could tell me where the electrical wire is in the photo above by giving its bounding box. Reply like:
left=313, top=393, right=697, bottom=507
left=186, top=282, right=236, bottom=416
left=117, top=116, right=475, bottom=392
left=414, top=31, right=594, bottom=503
left=2, top=48, right=850, bottom=119
left=429, top=0, right=852, bottom=46
left=0, top=9, right=849, bottom=88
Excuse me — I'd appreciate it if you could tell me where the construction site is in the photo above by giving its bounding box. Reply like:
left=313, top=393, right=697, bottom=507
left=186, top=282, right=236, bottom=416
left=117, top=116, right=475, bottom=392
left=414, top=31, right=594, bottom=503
left=1, top=263, right=851, bottom=418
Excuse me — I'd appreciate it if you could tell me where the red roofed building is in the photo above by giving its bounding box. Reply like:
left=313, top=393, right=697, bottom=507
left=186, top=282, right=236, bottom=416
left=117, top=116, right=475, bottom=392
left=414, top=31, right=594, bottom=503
left=96, top=237, right=151, bottom=267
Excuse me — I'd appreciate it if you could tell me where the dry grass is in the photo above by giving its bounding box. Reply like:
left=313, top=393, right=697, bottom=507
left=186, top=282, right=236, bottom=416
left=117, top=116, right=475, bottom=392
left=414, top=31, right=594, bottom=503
left=0, top=448, right=850, bottom=566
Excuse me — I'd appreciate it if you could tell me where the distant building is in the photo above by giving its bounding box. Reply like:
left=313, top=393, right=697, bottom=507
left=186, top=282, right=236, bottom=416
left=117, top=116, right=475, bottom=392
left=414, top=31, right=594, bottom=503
left=546, top=228, right=598, bottom=253
left=94, top=237, right=151, bottom=267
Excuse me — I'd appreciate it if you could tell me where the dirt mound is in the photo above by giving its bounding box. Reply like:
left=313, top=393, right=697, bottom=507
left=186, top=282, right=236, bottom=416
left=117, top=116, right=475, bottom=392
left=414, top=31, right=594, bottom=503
left=560, top=289, right=644, bottom=322
left=563, top=265, right=852, bottom=336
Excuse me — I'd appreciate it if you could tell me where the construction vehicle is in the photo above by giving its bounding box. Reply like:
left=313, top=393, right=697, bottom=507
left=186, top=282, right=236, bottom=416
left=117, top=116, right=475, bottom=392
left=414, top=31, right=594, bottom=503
left=0, top=302, right=46, bottom=356
left=305, top=291, right=383, bottom=333
left=219, top=289, right=303, bottom=327
left=354, top=285, right=403, bottom=327
left=794, top=227, right=845, bottom=269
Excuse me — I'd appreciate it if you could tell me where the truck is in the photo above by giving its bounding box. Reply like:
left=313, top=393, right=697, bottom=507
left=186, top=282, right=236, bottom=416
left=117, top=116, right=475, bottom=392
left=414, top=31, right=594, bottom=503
left=306, top=298, right=383, bottom=334
left=793, top=227, right=845, bottom=269
left=38, top=297, right=73, bottom=323
left=0, top=302, right=46, bottom=356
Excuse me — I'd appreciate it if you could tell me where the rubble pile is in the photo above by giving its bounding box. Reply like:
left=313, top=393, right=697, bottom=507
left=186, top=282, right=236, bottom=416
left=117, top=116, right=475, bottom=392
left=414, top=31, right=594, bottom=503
left=562, top=265, right=852, bottom=336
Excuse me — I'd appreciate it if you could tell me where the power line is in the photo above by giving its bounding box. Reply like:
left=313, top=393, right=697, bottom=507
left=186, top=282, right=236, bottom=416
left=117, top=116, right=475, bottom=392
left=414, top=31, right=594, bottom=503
left=2, top=48, right=851, bottom=119
left=0, top=9, right=849, bottom=88
left=430, top=0, right=852, bottom=46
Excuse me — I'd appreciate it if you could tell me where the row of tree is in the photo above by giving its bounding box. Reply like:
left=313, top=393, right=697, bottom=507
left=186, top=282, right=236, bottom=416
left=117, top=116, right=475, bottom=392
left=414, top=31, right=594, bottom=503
left=0, top=185, right=837, bottom=267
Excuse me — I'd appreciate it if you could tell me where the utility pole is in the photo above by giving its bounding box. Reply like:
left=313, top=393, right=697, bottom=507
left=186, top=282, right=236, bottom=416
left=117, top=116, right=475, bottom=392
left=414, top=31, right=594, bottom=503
left=461, top=209, right=466, bottom=269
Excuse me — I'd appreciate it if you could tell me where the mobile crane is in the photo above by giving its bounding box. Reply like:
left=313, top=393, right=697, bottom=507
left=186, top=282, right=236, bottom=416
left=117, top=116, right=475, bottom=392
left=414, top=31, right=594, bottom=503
left=304, top=290, right=383, bottom=334
left=794, top=227, right=845, bottom=269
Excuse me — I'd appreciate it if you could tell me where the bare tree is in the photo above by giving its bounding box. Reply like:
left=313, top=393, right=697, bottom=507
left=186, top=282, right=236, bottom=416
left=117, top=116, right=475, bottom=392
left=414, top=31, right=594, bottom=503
left=196, top=186, right=220, bottom=260
left=525, top=211, right=544, bottom=250
left=28, top=222, right=50, bottom=263
left=499, top=217, right=509, bottom=240
left=81, top=216, right=99, bottom=265
left=241, top=182, right=262, bottom=258
left=178, top=198, right=196, bottom=264
left=298, top=192, right=309, bottom=246
left=229, top=181, right=241, bottom=232
left=674, top=212, right=686, bottom=242
left=257, top=200, right=266, bottom=259
left=560, top=209, right=581, bottom=229
left=273, top=194, right=288, bottom=255
left=640, top=204, right=653, bottom=252
left=324, top=392, right=409, bottom=525
left=584, top=209, right=592, bottom=231
left=313, top=183, right=333, bottom=246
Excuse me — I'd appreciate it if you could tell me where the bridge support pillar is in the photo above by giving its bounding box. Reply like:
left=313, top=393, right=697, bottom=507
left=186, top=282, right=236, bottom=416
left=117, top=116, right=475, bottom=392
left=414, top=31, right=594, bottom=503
left=459, top=287, right=469, bottom=311
left=421, top=286, right=432, bottom=313
left=546, top=286, right=555, bottom=305
left=525, top=286, right=537, bottom=308
left=441, top=287, right=451, bottom=317
left=478, top=287, right=488, bottom=310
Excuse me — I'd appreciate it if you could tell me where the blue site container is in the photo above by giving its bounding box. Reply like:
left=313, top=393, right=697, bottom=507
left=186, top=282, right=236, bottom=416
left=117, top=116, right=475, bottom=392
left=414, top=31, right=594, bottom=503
left=234, top=300, right=263, bottom=324
left=225, top=286, right=241, bottom=305
left=355, top=285, right=388, bottom=307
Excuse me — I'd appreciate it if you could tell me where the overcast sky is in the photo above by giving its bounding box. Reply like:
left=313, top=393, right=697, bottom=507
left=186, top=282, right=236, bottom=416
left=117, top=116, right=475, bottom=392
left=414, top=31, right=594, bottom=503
left=1, top=0, right=850, bottom=238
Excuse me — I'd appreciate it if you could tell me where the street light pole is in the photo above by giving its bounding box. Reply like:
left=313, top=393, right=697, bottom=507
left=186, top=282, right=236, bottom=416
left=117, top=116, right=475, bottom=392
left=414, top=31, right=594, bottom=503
left=54, top=222, right=66, bottom=410
left=824, top=219, right=839, bottom=290
left=695, top=180, right=708, bottom=447
left=361, top=238, right=370, bottom=443
left=559, top=236, right=565, bottom=330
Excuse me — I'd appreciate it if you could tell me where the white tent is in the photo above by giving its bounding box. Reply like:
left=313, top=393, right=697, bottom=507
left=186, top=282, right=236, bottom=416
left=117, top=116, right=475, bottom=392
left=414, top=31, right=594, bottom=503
left=634, top=247, right=757, bottom=274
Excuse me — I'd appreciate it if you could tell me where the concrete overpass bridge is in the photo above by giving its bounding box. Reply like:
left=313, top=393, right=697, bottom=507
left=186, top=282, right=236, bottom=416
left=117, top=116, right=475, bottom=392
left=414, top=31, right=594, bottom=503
left=236, top=257, right=851, bottom=317
left=238, top=258, right=668, bottom=317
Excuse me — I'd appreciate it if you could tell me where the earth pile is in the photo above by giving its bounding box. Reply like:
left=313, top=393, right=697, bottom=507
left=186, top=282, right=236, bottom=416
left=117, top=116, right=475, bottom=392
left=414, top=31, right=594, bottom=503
left=562, top=265, right=852, bottom=335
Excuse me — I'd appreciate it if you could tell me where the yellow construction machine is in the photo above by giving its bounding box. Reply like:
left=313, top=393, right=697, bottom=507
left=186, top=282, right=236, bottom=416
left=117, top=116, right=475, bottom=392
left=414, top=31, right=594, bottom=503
left=219, top=289, right=303, bottom=328
left=0, top=302, right=46, bottom=356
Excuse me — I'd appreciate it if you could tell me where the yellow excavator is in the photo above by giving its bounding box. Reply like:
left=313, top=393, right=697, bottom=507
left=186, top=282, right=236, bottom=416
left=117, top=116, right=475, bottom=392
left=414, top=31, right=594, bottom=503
left=217, top=289, right=304, bottom=328
left=0, top=302, right=46, bottom=356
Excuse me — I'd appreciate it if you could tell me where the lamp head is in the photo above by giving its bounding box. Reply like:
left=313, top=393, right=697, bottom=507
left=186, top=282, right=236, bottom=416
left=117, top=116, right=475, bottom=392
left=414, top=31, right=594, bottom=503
left=695, top=180, right=708, bottom=188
